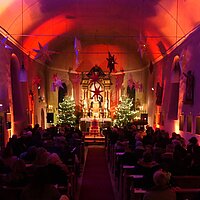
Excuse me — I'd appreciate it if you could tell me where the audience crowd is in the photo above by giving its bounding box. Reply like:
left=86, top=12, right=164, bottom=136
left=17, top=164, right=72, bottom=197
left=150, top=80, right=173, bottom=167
left=0, top=123, right=83, bottom=200
left=106, top=124, right=200, bottom=199
left=0, top=122, right=199, bottom=200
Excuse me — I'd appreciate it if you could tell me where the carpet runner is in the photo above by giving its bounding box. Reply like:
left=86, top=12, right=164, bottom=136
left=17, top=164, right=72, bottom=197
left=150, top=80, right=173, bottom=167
left=79, top=146, right=115, bottom=200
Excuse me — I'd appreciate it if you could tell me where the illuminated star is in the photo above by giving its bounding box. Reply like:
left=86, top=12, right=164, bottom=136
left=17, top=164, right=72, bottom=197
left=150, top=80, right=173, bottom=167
left=52, top=73, right=58, bottom=82
left=90, top=72, right=99, bottom=84
left=0, top=36, right=12, bottom=50
left=137, top=33, right=148, bottom=58
left=51, top=82, right=57, bottom=92
left=32, top=76, right=41, bottom=86
left=107, top=52, right=117, bottom=73
left=55, top=79, right=63, bottom=89
left=137, top=41, right=147, bottom=58
left=51, top=74, right=63, bottom=92
left=33, top=42, right=57, bottom=61
left=90, top=85, right=103, bottom=99
left=73, top=37, right=82, bottom=70
left=134, top=81, right=142, bottom=91
left=128, top=79, right=134, bottom=89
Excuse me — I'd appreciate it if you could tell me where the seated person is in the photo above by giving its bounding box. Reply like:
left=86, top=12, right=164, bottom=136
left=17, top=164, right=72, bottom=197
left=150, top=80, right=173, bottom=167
left=136, top=151, right=160, bottom=189
left=20, top=166, right=61, bottom=200
left=6, top=159, right=29, bottom=186
left=143, top=169, right=176, bottom=200
left=119, top=144, right=137, bottom=166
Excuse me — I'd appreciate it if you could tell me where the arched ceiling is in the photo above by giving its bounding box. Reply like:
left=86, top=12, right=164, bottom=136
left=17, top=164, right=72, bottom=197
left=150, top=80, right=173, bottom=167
left=0, top=0, right=200, bottom=72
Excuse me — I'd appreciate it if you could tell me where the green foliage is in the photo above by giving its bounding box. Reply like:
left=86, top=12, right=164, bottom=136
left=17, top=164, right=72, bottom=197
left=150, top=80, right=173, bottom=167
left=114, top=96, right=138, bottom=127
left=57, top=96, right=76, bottom=126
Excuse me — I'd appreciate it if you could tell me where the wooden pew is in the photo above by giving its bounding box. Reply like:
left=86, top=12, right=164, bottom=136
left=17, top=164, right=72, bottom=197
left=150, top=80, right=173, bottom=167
left=109, top=144, right=115, bottom=172
left=175, top=188, right=200, bottom=200
left=119, top=165, right=136, bottom=200
left=127, top=174, right=200, bottom=200
left=172, top=175, right=200, bottom=188
left=0, top=185, right=24, bottom=200
left=131, top=187, right=200, bottom=200
left=114, top=152, right=125, bottom=181
left=123, top=174, right=144, bottom=200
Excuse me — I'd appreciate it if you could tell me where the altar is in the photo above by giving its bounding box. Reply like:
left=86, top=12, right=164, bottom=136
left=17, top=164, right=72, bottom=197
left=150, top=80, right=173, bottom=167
left=80, top=65, right=112, bottom=136
left=80, top=117, right=111, bottom=134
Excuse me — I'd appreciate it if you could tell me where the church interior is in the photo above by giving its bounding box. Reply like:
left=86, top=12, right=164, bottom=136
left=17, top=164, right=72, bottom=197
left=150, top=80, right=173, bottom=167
left=0, top=1, right=200, bottom=200
left=0, top=0, right=199, bottom=144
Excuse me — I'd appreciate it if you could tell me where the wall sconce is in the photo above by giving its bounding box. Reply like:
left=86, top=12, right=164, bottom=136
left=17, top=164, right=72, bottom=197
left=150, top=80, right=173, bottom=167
left=37, top=84, right=41, bottom=96
left=0, top=103, right=3, bottom=111
left=38, top=96, right=44, bottom=103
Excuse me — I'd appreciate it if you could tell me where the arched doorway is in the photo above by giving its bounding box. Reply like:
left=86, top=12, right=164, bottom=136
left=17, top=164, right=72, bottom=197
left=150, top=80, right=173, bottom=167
left=58, top=82, right=67, bottom=104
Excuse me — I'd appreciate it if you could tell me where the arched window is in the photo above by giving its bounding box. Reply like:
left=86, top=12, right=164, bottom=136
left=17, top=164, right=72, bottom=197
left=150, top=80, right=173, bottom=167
left=58, top=82, right=67, bottom=103
left=168, top=56, right=181, bottom=120
left=10, top=55, right=23, bottom=120
left=127, top=84, right=135, bottom=110
left=10, top=54, right=28, bottom=134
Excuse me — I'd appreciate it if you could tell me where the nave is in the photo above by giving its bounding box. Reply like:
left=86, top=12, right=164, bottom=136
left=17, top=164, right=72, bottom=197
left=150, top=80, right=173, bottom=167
left=1, top=124, right=200, bottom=200
left=78, top=145, right=115, bottom=200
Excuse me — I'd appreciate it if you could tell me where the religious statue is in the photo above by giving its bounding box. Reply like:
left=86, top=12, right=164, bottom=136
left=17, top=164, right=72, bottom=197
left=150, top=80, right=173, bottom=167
left=183, top=70, right=194, bottom=104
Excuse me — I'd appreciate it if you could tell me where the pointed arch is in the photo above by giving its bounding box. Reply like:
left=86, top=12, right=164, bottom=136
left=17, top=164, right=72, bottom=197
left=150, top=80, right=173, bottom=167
left=10, top=54, right=28, bottom=135
left=58, top=82, right=67, bottom=104
left=168, top=55, right=181, bottom=120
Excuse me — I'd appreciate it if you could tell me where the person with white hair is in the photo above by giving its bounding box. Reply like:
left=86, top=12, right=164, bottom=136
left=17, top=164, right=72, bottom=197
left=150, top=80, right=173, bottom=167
left=143, top=169, right=176, bottom=200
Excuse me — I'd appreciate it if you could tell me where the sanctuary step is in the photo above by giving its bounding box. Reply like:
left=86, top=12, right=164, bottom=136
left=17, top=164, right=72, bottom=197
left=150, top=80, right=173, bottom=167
left=84, top=134, right=105, bottom=145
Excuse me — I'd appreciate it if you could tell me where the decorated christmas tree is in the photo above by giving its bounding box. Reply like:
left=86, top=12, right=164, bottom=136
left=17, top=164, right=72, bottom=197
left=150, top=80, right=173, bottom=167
left=57, top=96, right=76, bottom=126
left=114, top=96, right=138, bottom=127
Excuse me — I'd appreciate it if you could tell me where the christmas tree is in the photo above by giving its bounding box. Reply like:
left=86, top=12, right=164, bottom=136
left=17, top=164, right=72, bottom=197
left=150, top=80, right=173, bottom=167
left=114, top=96, right=138, bottom=127
left=57, top=96, right=76, bottom=126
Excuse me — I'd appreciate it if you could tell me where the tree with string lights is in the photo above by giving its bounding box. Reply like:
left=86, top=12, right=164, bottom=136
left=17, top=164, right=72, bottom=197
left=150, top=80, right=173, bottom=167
left=57, top=96, right=76, bottom=126
left=114, top=96, right=138, bottom=127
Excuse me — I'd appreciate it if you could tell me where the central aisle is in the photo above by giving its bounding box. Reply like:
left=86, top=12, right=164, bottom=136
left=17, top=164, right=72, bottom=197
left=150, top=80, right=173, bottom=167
left=79, top=145, right=115, bottom=200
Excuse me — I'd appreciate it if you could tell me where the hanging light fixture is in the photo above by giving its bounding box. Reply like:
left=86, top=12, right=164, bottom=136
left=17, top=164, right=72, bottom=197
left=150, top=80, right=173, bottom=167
left=19, top=0, right=27, bottom=82
left=19, top=63, right=27, bottom=82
